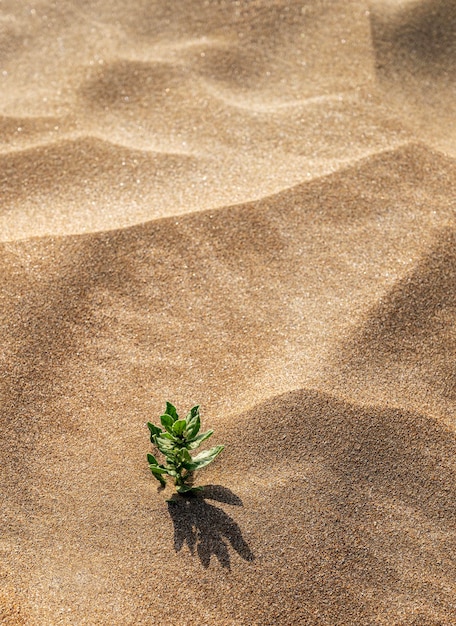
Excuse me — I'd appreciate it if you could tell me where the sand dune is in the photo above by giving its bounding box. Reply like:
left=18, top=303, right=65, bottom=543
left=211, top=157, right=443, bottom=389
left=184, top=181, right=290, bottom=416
left=220, top=389, right=456, bottom=625
left=1, top=0, right=410, bottom=242
left=2, top=1, right=456, bottom=624
left=370, top=0, right=456, bottom=154
left=0, top=92, right=411, bottom=241
left=331, top=227, right=456, bottom=422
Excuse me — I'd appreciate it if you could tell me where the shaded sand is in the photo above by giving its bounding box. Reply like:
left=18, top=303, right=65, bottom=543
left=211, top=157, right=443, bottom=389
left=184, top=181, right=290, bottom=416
left=2, top=1, right=456, bottom=624
left=370, top=0, right=456, bottom=155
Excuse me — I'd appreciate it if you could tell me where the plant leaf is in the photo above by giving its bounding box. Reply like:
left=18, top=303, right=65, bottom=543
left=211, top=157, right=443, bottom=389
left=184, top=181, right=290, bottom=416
left=160, top=413, right=175, bottom=433
left=160, top=447, right=177, bottom=459
left=182, top=460, right=199, bottom=471
left=186, top=405, right=200, bottom=437
left=155, top=436, right=175, bottom=456
left=190, top=445, right=224, bottom=470
left=148, top=464, right=168, bottom=474
left=187, top=429, right=213, bottom=449
left=165, top=402, right=179, bottom=422
left=149, top=467, right=167, bottom=486
left=147, top=453, right=159, bottom=465
left=177, top=484, right=203, bottom=494
left=147, top=422, right=162, bottom=441
left=181, top=450, right=197, bottom=469
left=158, top=432, right=174, bottom=440
left=186, top=405, right=199, bottom=421
left=177, top=483, right=198, bottom=493
left=172, top=419, right=187, bottom=436
left=155, top=434, right=174, bottom=447
left=187, top=417, right=200, bottom=439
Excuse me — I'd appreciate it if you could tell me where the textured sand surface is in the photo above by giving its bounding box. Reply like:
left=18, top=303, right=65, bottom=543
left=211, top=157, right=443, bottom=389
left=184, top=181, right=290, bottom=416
left=1, top=1, right=456, bottom=624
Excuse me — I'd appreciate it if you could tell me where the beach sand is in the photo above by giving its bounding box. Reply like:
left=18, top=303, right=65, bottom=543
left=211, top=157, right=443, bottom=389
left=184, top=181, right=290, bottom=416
left=1, top=1, right=456, bottom=624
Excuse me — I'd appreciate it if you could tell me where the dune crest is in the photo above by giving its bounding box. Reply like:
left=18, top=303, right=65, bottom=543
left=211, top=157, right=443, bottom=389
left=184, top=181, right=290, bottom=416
left=327, top=227, right=456, bottom=422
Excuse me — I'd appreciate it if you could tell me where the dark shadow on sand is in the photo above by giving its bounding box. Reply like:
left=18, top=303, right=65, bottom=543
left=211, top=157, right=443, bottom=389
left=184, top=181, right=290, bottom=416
left=370, top=0, right=456, bottom=77
left=167, top=485, right=254, bottom=568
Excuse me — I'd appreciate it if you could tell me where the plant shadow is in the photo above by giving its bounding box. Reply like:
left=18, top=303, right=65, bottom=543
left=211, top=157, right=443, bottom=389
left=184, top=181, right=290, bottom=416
left=167, top=485, right=254, bottom=569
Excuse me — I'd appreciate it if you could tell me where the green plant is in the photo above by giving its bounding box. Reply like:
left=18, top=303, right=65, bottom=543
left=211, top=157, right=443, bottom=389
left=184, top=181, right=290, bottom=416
left=147, top=402, right=224, bottom=494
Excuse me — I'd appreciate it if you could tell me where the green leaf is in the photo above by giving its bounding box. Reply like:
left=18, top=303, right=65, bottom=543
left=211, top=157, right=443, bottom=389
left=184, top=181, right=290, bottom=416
left=181, top=450, right=197, bottom=470
left=159, top=447, right=177, bottom=459
left=187, top=416, right=200, bottom=439
left=155, top=434, right=174, bottom=446
left=147, top=422, right=162, bottom=441
left=160, top=414, right=175, bottom=433
left=155, top=436, right=175, bottom=456
left=177, top=484, right=203, bottom=494
left=190, top=445, right=224, bottom=470
left=186, top=405, right=199, bottom=421
left=182, top=460, right=199, bottom=471
left=186, top=405, right=200, bottom=437
left=147, top=453, right=159, bottom=465
left=172, top=419, right=187, bottom=436
left=158, top=432, right=174, bottom=441
left=148, top=464, right=168, bottom=474
left=149, top=467, right=166, bottom=486
left=170, top=448, right=183, bottom=462
left=176, top=483, right=197, bottom=493
left=187, top=429, right=213, bottom=449
left=165, top=402, right=179, bottom=422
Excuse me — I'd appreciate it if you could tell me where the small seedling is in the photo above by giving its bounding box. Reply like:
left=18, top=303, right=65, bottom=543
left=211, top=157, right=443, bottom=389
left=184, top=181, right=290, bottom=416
left=147, top=402, right=224, bottom=495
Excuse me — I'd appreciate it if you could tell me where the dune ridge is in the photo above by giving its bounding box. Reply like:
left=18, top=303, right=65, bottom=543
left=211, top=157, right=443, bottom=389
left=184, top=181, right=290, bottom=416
left=2, top=1, right=456, bottom=624
left=0, top=95, right=412, bottom=241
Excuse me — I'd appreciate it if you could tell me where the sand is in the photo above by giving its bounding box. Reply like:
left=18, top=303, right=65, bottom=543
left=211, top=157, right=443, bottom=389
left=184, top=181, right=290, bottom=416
left=1, top=1, right=456, bottom=624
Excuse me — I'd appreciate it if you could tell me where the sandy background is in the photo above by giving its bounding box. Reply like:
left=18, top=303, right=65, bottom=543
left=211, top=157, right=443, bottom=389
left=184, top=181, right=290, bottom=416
left=1, top=1, right=456, bottom=624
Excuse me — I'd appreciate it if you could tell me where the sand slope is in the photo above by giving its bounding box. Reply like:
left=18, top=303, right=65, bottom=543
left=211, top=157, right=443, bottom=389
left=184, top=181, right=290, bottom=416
left=2, top=1, right=456, bottom=624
